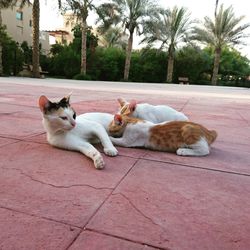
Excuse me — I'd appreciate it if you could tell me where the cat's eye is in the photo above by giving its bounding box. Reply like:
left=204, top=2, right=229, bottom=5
left=73, top=113, right=76, bottom=119
left=60, top=116, right=68, bottom=120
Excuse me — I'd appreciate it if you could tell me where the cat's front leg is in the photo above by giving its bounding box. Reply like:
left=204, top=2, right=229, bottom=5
left=109, top=137, right=129, bottom=147
left=93, top=125, right=118, bottom=156
left=77, top=142, right=105, bottom=169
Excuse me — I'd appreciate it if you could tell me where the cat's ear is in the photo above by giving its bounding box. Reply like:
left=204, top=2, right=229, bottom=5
left=39, top=95, right=51, bottom=112
left=129, top=100, right=137, bottom=112
left=114, top=114, right=123, bottom=125
left=117, top=98, right=127, bottom=107
left=64, top=91, right=72, bottom=103
left=59, top=92, right=72, bottom=105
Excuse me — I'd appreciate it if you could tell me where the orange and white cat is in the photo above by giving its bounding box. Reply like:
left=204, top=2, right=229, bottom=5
left=109, top=114, right=217, bottom=156
left=39, top=95, right=118, bottom=169
left=118, top=98, right=188, bottom=123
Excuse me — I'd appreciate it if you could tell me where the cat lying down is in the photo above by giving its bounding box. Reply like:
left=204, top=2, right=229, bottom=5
left=75, top=97, right=189, bottom=133
left=38, top=95, right=118, bottom=169
left=109, top=114, right=217, bottom=156
left=118, top=98, right=188, bottom=122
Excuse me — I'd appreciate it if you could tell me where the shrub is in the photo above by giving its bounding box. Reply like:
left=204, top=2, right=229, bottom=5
left=1, top=26, right=24, bottom=75
left=49, top=47, right=80, bottom=78
left=128, top=49, right=167, bottom=83
left=90, top=47, right=125, bottom=81
left=73, top=73, right=92, bottom=80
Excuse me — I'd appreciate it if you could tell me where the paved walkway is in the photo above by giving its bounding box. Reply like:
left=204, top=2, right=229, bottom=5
left=0, top=77, right=250, bottom=250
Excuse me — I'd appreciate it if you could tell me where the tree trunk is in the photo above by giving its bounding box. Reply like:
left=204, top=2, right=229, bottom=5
left=0, top=10, right=3, bottom=76
left=32, top=0, right=40, bottom=78
left=215, top=0, right=219, bottom=17
left=166, top=45, right=174, bottom=82
left=123, top=32, right=133, bottom=81
left=211, top=47, right=221, bottom=85
left=80, top=19, right=87, bottom=75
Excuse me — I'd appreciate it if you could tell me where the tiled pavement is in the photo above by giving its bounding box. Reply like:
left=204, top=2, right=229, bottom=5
left=0, top=77, right=250, bottom=250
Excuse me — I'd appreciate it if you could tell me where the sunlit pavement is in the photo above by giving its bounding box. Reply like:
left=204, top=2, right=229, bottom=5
left=0, top=77, right=250, bottom=250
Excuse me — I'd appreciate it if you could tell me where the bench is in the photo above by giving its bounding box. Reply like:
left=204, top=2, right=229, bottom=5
left=178, top=77, right=189, bottom=85
left=28, top=65, right=49, bottom=78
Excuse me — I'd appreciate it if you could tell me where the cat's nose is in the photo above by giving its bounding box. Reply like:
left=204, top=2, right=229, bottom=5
left=71, top=121, right=76, bottom=127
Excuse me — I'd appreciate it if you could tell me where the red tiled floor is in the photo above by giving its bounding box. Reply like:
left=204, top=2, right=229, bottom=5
left=0, top=141, right=137, bottom=227
left=0, top=104, right=43, bottom=138
left=143, top=141, right=250, bottom=175
left=87, top=159, right=250, bottom=250
left=0, top=137, right=19, bottom=147
left=1, top=77, right=250, bottom=250
left=0, top=207, right=80, bottom=250
left=69, top=230, right=156, bottom=250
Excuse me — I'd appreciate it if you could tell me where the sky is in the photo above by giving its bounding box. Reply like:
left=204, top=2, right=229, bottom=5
left=40, top=0, right=250, bottom=58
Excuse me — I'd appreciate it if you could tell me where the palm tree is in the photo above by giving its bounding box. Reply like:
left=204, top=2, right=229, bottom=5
left=99, top=27, right=127, bottom=49
left=58, top=0, right=97, bottom=75
left=32, top=0, right=40, bottom=78
left=97, top=0, right=160, bottom=81
left=142, top=6, right=192, bottom=82
left=193, top=4, right=250, bottom=85
left=215, top=0, right=219, bottom=17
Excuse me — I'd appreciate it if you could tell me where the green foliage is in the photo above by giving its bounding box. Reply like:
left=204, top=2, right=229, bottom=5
left=174, top=46, right=213, bottom=83
left=44, top=18, right=249, bottom=87
left=71, top=25, right=98, bottom=52
left=219, top=47, right=250, bottom=76
left=49, top=46, right=80, bottom=78
left=47, top=40, right=250, bottom=86
left=129, top=49, right=167, bottom=83
left=47, top=26, right=98, bottom=78
left=2, top=41, right=24, bottom=75
left=90, top=47, right=125, bottom=81
left=203, top=46, right=250, bottom=86
left=20, top=41, right=32, bottom=64
left=1, top=26, right=24, bottom=75
left=50, top=43, right=64, bottom=56
left=73, top=73, right=92, bottom=80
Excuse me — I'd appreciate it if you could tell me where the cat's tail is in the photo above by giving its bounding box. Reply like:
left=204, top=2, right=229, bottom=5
left=204, top=129, right=217, bottom=145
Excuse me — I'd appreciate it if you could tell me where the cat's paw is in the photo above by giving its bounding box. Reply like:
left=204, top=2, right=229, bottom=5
left=104, top=147, right=118, bottom=157
left=176, top=148, right=190, bottom=156
left=94, top=156, right=105, bottom=170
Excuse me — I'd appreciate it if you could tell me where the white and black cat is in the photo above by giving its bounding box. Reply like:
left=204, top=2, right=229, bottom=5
left=38, top=94, right=118, bottom=169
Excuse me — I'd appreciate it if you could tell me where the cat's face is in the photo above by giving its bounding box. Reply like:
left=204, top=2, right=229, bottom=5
left=109, top=114, right=141, bottom=137
left=39, top=95, right=76, bottom=131
left=117, top=98, right=137, bottom=116
left=108, top=114, right=127, bottom=137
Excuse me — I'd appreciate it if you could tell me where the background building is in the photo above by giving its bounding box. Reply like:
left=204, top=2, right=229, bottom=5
left=1, top=0, right=50, bottom=54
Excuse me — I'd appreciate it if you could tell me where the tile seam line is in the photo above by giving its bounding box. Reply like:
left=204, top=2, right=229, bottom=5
left=0, top=205, right=82, bottom=229
left=85, top=228, right=169, bottom=250
left=237, top=110, right=250, bottom=126
left=179, top=98, right=190, bottom=112
left=0, top=101, right=38, bottom=109
left=65, top=158, right=141, bottom=250
left=142, top=157, right=250, bottom=177
left=0, top=140, right=23, bottom=148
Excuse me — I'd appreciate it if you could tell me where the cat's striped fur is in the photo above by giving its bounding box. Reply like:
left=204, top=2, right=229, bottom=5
left=109, top=114, right=217, bottom=156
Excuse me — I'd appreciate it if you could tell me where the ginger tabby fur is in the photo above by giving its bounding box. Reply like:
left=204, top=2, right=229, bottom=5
left=109, top=114, right=217, bottom=156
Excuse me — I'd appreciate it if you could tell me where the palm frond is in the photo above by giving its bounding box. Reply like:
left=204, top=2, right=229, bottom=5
left=193, top=4, right=250, bottom=48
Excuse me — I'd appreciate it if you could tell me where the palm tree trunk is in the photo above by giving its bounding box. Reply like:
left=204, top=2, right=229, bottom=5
left=80, top=19, right=87, bottom=75
left=215, top=0, right=219, bottom=17
left=166, top=45, right=174, bottom=82
left=211, top=47, right=221, bottom=85
left=32, top=0, right=40, bottom=78
left=124, top=32, right=133, bottom=81
left=0, top=10, right=3, bottom=76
